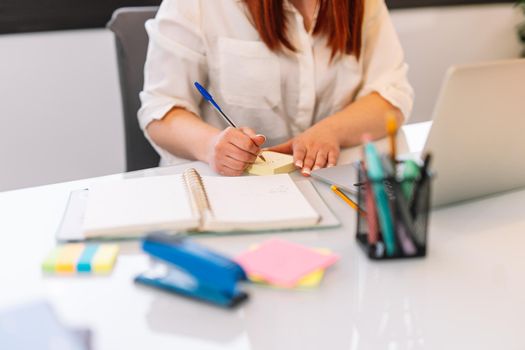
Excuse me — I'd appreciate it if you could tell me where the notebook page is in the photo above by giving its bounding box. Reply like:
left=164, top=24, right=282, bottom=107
left=83, top=175, right=198, bottom=238
left=201, top=174, right=320, bottom=231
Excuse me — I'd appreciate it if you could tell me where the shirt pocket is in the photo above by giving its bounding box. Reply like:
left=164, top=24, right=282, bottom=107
left=217, top=37, right=281, bottom=109
left=333, top=55, right=362, bottom=111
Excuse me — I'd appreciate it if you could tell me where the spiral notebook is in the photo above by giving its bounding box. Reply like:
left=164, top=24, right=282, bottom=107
left=73, top=168, right=328, bottom=239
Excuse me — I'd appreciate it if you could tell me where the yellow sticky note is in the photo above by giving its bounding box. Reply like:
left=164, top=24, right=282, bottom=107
left=55, top=244, right=85, bottom=273
left=249, top=269, right=325, bottom=289
left=246, top=151, right=295, bottom=176
left=92, top=244, right=119, bottom=274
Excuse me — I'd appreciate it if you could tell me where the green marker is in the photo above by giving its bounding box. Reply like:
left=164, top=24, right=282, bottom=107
left=402, top=159, right=421, bottom=200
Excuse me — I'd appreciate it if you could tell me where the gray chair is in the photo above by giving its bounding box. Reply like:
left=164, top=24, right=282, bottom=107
left=107, top=7, right=160, bottom=171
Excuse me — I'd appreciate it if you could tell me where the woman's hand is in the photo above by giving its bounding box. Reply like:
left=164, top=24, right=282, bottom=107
left=268, top=122, right=340, bottom=176
left=206, top=127, right=266, bottom=176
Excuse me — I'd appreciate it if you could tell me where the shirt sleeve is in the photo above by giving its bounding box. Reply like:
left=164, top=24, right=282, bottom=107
left=137, top=0, right=207, bottom=160
left=356, top=0, right=414, bottom=121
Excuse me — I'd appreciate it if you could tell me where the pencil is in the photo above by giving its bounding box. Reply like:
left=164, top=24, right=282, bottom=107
left=330, top=185, right=366, bottom=217
left=386, top=112, right=398, bottom=164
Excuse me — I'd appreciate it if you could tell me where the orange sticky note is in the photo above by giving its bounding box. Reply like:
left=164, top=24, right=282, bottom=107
left=55, top=244, right=85, bottom=273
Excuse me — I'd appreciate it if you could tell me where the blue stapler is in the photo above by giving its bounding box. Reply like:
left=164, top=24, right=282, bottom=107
left=135, top=232, right=249, bottom=308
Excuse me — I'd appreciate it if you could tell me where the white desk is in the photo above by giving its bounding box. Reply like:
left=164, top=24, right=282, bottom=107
left=2, top=122, right=525, bottom=350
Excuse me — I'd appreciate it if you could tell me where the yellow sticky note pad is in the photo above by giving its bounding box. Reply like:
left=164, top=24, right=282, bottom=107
left=92, top=244, right=119, bottom=274
left=249, top=269, right=325, bottom=289
left=246, top=151, right=295, bottom=176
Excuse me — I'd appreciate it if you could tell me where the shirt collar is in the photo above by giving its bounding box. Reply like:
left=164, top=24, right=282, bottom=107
left=283, top=0, right=296, bottom=13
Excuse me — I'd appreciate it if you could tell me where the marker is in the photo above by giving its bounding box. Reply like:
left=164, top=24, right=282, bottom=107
left=381, top=155, right=417, bottom=256
left=410, top=152, right=432, bottom=219
left=401, top=159, right=421, bottom=200
left=362, top=134, right=397, bottom=256
left=194, top=82, right=266, bottom=162
left=360, top=161, right=379, bottom=246
left=392, top=182, right=418, bottom=255
left=330, top=185, right=366, bottom=217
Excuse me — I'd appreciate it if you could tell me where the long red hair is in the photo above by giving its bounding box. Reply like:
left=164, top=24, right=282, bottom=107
left=242, top=0, right=365, bottom=60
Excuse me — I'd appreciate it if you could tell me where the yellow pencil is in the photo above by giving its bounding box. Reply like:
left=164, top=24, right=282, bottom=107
left=386, top=112, right=398, bottom=163
left=330, top=185, right=366, bottom=217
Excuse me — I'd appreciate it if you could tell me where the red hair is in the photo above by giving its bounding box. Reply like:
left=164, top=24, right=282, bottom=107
left=242, top=0, right=365, bottom=60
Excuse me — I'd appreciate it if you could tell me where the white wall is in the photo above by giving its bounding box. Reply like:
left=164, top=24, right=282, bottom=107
left=0, top=4, right=522, bottom=191
left=0, top=29, right=125, bottom=192
left=392, top=4, right=522, bottom=123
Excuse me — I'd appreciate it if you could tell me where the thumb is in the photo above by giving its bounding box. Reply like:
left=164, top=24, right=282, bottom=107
left=266, top=139, right=293, bottom=154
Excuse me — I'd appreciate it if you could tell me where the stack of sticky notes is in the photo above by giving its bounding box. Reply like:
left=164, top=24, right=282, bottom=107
left=246, top=151, right=295, bottom=176
left=42, top=243, right=119, bottom=275
left=235, top=239, right=339, bottom=289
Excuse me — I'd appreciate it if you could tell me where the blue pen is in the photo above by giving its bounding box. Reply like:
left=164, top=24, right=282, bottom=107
left=194, top=82, right=238, bottom=128
left=194, top=82, right=266, bottom=162
left=363, top=140, right=397, bottom=256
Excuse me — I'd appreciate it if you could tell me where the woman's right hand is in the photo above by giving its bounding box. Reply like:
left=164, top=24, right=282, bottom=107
left=206, top=127, right=266, bottom=176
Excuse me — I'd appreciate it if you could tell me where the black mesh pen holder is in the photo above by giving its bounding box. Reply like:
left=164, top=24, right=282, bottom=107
left=355, top=162, right=432, bottom=260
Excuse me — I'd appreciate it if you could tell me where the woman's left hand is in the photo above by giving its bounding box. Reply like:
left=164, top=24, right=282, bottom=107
left=267, top=122, right=341, bottom=176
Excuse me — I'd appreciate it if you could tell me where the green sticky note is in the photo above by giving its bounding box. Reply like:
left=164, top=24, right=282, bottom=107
left=41, top=246, right=63, bottom=273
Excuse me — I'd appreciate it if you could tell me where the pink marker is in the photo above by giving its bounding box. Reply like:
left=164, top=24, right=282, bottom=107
left=360, top=134, right=379, bottom=245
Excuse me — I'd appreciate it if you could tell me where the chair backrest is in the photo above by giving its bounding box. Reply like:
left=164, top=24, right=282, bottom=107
left=107, top=6, right=160, bottom=171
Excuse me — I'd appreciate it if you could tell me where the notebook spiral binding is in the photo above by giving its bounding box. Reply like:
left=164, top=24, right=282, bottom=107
left=183, top=168, right=213, bottom=226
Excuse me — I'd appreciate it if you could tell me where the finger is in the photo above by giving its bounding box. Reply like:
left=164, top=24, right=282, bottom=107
left=239, top=126, right=256, bottom=137
left=229, top=132, right=260, bottom=155
left=250, top=134, right=266, bottom=147
left=292, top=143, right=306, bottom=169
left=312, top=149, right=329, bottom=171
left=218, top=164, right=244, bottom=177
left=301, top=149, right=317, bottom=176
left=327, top=150, right=339, bottom=168
left=226, top=144, right=257, bottom=164
left=267, top=139, right=293, bottom=155
left=238, top=127, right=266, bottom=148
left=223, top=155, right=249, bottom=171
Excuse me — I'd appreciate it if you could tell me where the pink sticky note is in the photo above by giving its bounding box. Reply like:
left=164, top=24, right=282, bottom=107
left=235, top=239, right=339, bottom=288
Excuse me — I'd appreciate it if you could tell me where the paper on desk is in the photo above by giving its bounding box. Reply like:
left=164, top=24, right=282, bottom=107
left=247, top=247, right=332, bottom=289
left=246, top=151, right=295, bottom=176
left=235, top=239, right=339, bottom=288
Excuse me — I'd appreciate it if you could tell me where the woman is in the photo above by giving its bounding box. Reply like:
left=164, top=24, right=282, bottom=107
left=139, top=0, right=413, bottom=176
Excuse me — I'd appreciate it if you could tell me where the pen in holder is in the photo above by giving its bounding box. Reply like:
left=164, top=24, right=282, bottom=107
left=355, top=160, right=432, bottom=260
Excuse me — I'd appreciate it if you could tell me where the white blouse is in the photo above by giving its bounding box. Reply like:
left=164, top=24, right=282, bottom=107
left=139, top=0, right=414, bottom=166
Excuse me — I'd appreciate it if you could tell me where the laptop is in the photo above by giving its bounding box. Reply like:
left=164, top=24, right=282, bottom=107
left=312, top=59, right=525, bottom=208
left=424, top=59, right=525, bottom=207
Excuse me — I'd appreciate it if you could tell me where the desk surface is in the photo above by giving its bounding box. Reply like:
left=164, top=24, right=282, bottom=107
left=1, top=122, right=525, bottom=350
